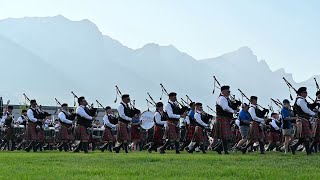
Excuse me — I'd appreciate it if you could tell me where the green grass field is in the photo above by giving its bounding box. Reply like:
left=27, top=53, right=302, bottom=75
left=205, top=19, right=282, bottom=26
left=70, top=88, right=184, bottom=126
left=0, top=151, right=319, bottom=180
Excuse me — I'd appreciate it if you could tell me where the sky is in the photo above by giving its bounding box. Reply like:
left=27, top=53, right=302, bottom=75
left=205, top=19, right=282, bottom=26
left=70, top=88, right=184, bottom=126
left=0, top=0, right=319, bottom=82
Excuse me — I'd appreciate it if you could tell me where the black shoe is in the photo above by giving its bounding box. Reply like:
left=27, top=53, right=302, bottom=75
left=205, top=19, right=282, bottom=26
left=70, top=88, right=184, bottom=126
left=241, top=147, right=247, bottom=154
left=99, top=143, right=108, bottom=152
left=225, top=151, right=229, bottom=154
left=113, top=146, right=120, bottom=153
left=290, top=146, right=296, bottom=155
left=82, top=142, right=89, bottom=153
left=159, top=149, right=166, bottom=154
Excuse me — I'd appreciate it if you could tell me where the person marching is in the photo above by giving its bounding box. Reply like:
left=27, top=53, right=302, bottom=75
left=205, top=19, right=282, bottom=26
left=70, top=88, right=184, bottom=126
left=113, top=94, right=136, bottom=153
left=242, top=96, right=267, bottom=154
left=100, top=106, right=117, bottom=152
left=266, top=113, right=281, bottom=151
left=180, top=102, right=195, bottom=151
left=281, top=99, right=296, bottom=154
left=58, top=103, right=75, bottom=152
left=188, top=103, right=209, bottom=154
left=214, top=86, right=238, bottom=154
left=290, top=87, right=315, bottom=155
left=16, top=110, right=28, bottom=126
left=159, top=92, right=187, bottom=154
left=0, top=105, right=15, bottom=150
left=74, top=96, right=96, bottom=153
left=235, top=103, right=251, bottom=151
left=147, top=102, right=167, bottom=153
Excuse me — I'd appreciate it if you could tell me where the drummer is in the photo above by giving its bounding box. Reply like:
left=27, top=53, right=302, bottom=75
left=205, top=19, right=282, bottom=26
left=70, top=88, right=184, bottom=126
left=16, top=110, right=28, bottom=126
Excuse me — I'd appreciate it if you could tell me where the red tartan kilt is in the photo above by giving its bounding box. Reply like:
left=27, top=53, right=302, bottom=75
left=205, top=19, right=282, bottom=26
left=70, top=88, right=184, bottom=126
left=75, top=125, right=90, bottom=141
left=103, top=128, right=115, bottom=142
left=4, top=127, right=14, bottom=140
left=313, top=119, right=320, bottom=138
left=154, top=126, right=164, bottom=144
left=249, top=122, right=264, bottom=141
left=131, top=125, right=142, bottom=140
left=267, top=132, right=280, bottom=142
left=26, top=123, right=38, bottom=140
left=186, top=125, right=196, bottom=141
left=195, top=126, right=204, bottom=143
left=299, top=118, right=312, bottom=139
left=60, top=125, right=72, bottom=141
left=38, top=130, right=45, bottom=141
left=213, top=116, right=233, bottom=140
left=235, top=129, right=242, bottom=143
left=167, top=122, right=179, bottom=141
left=117, top=122, right=129, bottom=141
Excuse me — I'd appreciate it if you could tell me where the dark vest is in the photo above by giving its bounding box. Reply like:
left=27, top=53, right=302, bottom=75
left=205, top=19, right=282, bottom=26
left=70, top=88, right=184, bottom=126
left=294, top=97, right=311, bottom=119
left=270, top=120, right=280, bottom=132
left=168, top=102, right=181, bottom=120
left=59, top=111, right=73, bottom=126
left=216, top=95, right=233, bottom=118
left=29, top=108, right=43, bottom=125
left=154, top=111, right=168, bottom=127
left=77, top=106, right=93, bottom=128
left=20, top=115, right=27, bottom=126
left=4, top=112, right=13, bottom=126
left=119, top=103, right=133, bottom=123
left=108, top=115, right=118, bottom=125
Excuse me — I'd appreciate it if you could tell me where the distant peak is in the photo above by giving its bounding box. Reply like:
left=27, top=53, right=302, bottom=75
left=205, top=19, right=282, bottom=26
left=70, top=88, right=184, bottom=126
left=236, top=46, right=253, bottom=55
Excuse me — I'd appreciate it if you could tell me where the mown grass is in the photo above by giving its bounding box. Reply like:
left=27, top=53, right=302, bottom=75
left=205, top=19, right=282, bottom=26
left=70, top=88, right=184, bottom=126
left=0, top=151, right=319, bottom=180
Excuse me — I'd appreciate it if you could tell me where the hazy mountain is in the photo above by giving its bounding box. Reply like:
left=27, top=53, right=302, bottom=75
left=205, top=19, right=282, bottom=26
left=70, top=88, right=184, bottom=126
left=0, top=15, right=318, bottom=111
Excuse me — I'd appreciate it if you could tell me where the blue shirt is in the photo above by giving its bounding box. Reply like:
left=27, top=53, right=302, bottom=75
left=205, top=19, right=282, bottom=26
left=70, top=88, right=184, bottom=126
left=188, top=109, right=195, bottom=120
left=281, top=107, right=292, bottom=129
left=238, top=110, right=251, bottom=126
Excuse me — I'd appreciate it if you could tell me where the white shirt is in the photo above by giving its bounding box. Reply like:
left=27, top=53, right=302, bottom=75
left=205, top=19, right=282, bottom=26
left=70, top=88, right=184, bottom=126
left=58, top=111, right=73, bottom=124
left=117, top=102, right=132, bottom=122
left=103, top=114, right=117, bottom=129
left=270, top=118, right=280, bottom=130
left=154, top=111, right=167, bottom=126
left=1, top=112, right=14, bottom=125
left=27, top=108, right=38, bottom=122
left=249, top=105, right=265, bottom=123
left=16, top=115, right=27, bottom=124
left=76, top=105, right=93, bottom=120
left=194, top=111, right=209, bottom=127
left=216, top=96, right=234, bottom=113
left=165, top=100, right=181, bottom=119
left=296, top=96, right=316, bottom=116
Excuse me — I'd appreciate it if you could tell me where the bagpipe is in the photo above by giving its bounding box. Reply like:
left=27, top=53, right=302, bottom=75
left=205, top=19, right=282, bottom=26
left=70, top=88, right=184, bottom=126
left=23, top=93, right=51, bottom=121
left=237, top=89, right=269, bottom=118
left=160, top=83, right=190, bottom=115
left=212, top=76, right=241, bottom=110
left=71, top=91, right=97, bottom=117
left=55, top=98, right=77, bottom=121
left=114, top=85, right=140, bottom=118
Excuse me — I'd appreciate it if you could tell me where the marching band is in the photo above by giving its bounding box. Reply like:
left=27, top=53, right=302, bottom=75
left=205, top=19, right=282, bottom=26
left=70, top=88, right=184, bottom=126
left=0, top=80, right=320, bottom=156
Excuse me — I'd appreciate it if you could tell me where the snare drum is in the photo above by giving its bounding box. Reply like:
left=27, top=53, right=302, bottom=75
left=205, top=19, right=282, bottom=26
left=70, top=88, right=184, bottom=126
left=44, top=127, right=56, bottom=139
left=91, top=128, right=104, bottom=139
left=13, top=125, right=25, bottom=137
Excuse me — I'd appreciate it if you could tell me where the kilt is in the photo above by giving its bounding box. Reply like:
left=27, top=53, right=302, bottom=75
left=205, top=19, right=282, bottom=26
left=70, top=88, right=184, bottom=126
left=26, top=123, right=38, bottom=141
left=75, top=125, right=90, bottom=142
left=296, top=118, right=311, bottom=139
left=166, top=121, right=180, bottom=141
left=249, top=121, right=264, bottom=141
left=38, top=129, right=45, bottom=141
left=312, top=118, right=320, bottom=138
left=194, top=126, right=205, bottom=143
left=267, top=131, right=280, bottom=142
left=117, top=122, right=129, bottom=141
left=153, top=125, right=164, bottom=144
left=213, top=116, right=233, bottom=140
left=4, top=127, right=15, bottom=140
left=103, top=128, right=116, bottom=142
left=60, top=124, right=73, bottom=142
left=131, top=125, right=142, bottom=140
left=186, top=125, right=196, bottom=141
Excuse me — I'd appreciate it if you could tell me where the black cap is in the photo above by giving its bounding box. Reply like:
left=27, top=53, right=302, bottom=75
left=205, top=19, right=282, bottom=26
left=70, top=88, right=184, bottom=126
left=30, top=99, right=36, bottom=104
left=7, top=105, right=13, bottom=109
left=121, top=94, right=130, bottom=99
left=22, top=110, right=27, bottom=113
left=250, top=96, right=258, bottom=101
left=316, top=91, right=320, bottom=96
left=105, top=106, right=111, bottom=111
left=156, top=102, right=163, bottom=108
left=195, top=102, right=202, bottom=106
left=221, top=86, right=230, bottom=91
left=189, top=102, right=195, bottom=107
left=168, top=92, right=177, bottom=97
left=61, top=103, right=68, bottom=107
left=283, top=99, right=290, bottom=104
left=271, top=112, right=278, bottom=116
left=297, top=87, right=307, bottom=95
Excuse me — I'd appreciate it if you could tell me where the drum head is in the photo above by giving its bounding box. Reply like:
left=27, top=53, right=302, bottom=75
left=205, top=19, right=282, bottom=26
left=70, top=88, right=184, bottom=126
left=140, top=111, right=155, bottom=130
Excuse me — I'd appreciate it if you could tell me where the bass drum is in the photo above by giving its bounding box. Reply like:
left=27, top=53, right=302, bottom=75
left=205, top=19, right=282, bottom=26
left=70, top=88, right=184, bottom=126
left=140, top=111, right=155, bottom=130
